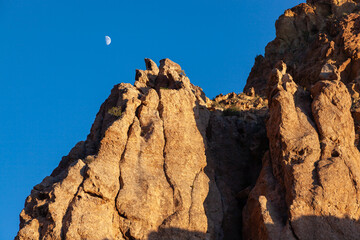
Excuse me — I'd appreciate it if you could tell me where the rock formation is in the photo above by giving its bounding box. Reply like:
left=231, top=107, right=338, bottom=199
left=245, top=0, right=360, bottom=99
left=16, top=59, right=267, bottom=240
left=242, top=1, right=360, bottom=238
left=243, top=62, right=360, bottom=240
left=16, top=0, right=360, bottom=239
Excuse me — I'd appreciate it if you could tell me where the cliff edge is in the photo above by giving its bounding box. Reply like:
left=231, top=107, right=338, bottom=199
left=16, top=59, right=267, bottom=240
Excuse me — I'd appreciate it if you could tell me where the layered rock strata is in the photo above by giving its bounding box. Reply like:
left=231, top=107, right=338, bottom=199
left=16, top=59, right=267, bottom=240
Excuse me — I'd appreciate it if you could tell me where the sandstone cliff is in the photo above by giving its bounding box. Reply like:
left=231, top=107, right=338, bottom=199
left=243, top=62, right=360, bottom=239
left=245, top=0, right=360, bottom=98
left=242, top=0, right=360, bottom=238
left=16, top=59, right=267, bottom=240
left=16, top=0, right=360, bottom=239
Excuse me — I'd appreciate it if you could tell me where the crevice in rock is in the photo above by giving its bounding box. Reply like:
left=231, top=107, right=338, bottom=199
left=214, top=175, right=225, bottom=216
left=312, top=160, right=323, bottom=188
left=124, top=229, right=136, bottom=240
left=113, top=116, right=138, bottom=239
left=188, top=169, right=202, bottom=226
left=331, top=149, right=340, bottom=157
left=342, top=157, right=360, bottom=205
left=288, top=220, right=301, bottom=240
left=60, top=165, right=87, bottom=240
left=83, top=191, right=103, bottom=199
left=115, top=118, right=135, bottom=193
left=306, top=94, right=324, bottom=192
left=118, top=115, right=137, bottom=191
left=157, top=98, right=183, bottom=228
left=205, top=119, right=212, bottom=141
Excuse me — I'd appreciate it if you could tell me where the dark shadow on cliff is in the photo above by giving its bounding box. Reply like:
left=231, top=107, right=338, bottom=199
left=143, top=215, right=360, bottom=240
left=192, top=99, right=268, bottom=239
left=263, top=215, right=360, bottom=240
left=147, top=227, right=207, bottom=240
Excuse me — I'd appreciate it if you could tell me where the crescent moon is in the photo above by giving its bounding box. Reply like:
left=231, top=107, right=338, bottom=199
left=105, top=36, right=111, bottom=45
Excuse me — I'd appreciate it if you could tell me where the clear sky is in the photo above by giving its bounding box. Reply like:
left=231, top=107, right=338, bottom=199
left=0, top=0, right=303, bottom=238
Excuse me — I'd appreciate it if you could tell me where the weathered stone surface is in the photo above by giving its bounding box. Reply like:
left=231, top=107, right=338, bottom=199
left=244, top=0, right=360, bottom=161
left=17, top=59, right=266, bottom=240
left=242, top=1, right=360, bottom=237
left=243, top=62, right=360, bottom=240
left=18, top=1, right=360, bottom=239
left=244, top=0, right=360, bottom=98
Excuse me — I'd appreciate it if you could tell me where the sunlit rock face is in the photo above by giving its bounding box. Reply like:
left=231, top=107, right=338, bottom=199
left=243, top=62, right=360, bottom=240
left=242, top=1, right=360, bottom=238
left=16, top=1, right=360, bottom=239
left=245, top=0, right=360, bottom=99
left=16, top=59, right=267, bottom=240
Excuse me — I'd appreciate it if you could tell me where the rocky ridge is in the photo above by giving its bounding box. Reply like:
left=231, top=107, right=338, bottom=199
left=16, top=0, right=360, bottom=239
left=16, top=59, right=267, bottom=240
left=245, top=0, right=360, bottom=98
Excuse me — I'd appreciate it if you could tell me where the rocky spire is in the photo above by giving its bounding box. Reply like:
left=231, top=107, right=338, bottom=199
left=245, top=0, right=360, bottom=98
left=16, top=59, right=267, bottom=239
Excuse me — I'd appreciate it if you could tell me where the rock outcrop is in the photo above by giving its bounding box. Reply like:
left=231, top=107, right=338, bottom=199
left=243, top=62, right=360, bottom=240
left=16, top=59, right=267, bottom=240
left=241, top=3, right=360, bottom=236
left=17, top=0, right=360, bottom=239
left=245, top=0, right=360, bottom=99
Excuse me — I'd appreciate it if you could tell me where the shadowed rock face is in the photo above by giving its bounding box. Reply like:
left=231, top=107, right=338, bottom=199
left=16, top=59, right=267, bottom=240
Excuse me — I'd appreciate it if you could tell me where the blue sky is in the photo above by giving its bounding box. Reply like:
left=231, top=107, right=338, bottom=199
left=0, top=0, right=303, bottom=238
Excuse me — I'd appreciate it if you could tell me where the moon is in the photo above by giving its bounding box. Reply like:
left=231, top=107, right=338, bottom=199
left=105, top=36, right=111, bottom=45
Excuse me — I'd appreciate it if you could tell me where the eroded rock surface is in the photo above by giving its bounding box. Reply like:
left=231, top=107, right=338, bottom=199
left=17, top=1, right=360, bottom=239
left=243, top=62, right=360, bottom=240
left=244, top=0, right=360, bottom=100
left=16, top=59, right=267, bottom=240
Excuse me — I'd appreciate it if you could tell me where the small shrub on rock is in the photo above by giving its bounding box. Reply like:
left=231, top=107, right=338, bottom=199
left=223, top=107, right=241, bottom=116
left=108, top=106, right=122, bottom=117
